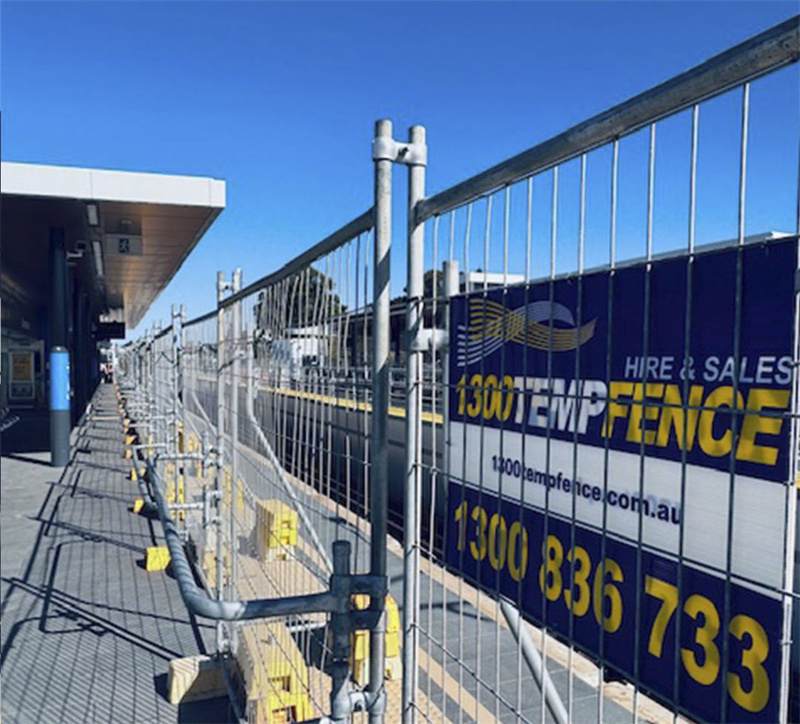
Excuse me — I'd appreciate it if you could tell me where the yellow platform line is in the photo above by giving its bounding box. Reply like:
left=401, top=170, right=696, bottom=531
left=264, top=386, right=443, bottom=426
left=417, top=649, right=495, bottom=724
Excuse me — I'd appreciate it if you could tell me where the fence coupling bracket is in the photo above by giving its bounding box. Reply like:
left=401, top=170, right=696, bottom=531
left=348, top=573, right=387, bottom=598
left=349, top=609, right=381, bottom=631
left=372, top=136, right=427, bottom=167
left=407, top=326, right=447, bottom=353
left=350, top=689, right=386, bottom=716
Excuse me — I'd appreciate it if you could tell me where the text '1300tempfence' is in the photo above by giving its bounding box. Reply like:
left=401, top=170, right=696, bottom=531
left=117, top=15, right=800, bottom=724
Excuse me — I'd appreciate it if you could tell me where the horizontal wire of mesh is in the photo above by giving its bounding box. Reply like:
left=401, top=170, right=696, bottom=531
left=410, top=63, right=800, bottom=724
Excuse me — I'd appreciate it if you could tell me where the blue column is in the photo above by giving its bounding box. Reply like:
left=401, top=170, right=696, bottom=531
left=50, top=347, right=71, bottom=466
left=50, top=227, right=71, bottom=467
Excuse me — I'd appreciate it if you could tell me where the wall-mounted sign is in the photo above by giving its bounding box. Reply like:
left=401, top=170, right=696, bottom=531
left=94, top=322, right=126, bottom=340
left=104, top=234, right=143, bottom=256
left=9, top=349, right=35, bottom=402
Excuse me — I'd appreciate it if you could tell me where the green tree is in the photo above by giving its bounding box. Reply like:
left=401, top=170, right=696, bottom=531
left=253, top=267, right=345, bottom=330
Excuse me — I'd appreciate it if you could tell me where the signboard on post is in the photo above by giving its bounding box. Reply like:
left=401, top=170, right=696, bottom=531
left=104, top=234, right=143, bottom=256
left=445, top=237, right=798, bottom=723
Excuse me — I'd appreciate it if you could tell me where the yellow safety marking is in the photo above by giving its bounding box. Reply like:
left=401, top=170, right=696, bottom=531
left=124, top=448, right=133, bottom=460
left=125, top=434, right=138, bottom=446
left=177, top=474, right=185, bottom=521
left=166, top=477, right=177, bottom=521
left=145, top=546, right=170, bottom=572
left=417, top=648, right=496, bottom=724
left=264, top=386, right=443, bottom=425
left=133, top=498, right=146, bottom=514
left=130, top=467, right=138, bottom=483
left=223, top=467, right=232, bottom=508
left=219, top=469, right=245, bottom=513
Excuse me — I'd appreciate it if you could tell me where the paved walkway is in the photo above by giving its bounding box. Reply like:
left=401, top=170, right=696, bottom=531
left=1, top=384, right=233, bottom=724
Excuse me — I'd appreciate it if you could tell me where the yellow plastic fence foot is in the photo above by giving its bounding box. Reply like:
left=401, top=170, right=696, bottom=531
left=133, top=498, right=146, bottom=514
left=145, top=546, right=170, bottom=572
left=349, top=593, right=402, bottom=685
left=255, top=500, right=298, bottom=561
left=168, top=655, right=226, bottom=704
left=385, top=593, right=401, bottom=654
left=241, top=623, right=313, bottom=724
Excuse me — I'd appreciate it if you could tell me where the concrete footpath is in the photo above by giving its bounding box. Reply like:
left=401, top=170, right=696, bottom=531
left=1, top=384, right=233, bottom=723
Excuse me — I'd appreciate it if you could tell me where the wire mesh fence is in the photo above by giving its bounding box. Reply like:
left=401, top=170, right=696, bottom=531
left=181, top=221, right=388, bottom=722
left=115, top=16, right=800, bottom=724
left=406, top=17, right=800, bottom=724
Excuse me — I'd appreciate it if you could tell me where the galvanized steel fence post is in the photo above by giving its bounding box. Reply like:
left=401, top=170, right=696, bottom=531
left=403, top=124, right=426, bottom=724
left=370, top=118, right=392, bottom=724
left=229, top=267, right=241, bottom=652
left=171, top=305, right=181, bottom=457
left=216, top=270, right=228, bottom=652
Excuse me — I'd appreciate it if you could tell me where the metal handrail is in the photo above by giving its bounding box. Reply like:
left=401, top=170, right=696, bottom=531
left=144, top=454, right=340, bottom=620
left=416, top=14, right=800, bottom=223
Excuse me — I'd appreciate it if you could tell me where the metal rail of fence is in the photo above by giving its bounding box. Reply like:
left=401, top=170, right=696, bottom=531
left=116, top=15, right=800, bottom=724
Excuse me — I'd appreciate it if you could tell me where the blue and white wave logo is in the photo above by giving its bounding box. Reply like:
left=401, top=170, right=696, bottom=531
left=456, top=298, right=596, bottom=366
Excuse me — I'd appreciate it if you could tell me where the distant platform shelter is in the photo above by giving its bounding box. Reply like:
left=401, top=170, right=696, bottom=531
left=1, top=161, right=226, bottom=459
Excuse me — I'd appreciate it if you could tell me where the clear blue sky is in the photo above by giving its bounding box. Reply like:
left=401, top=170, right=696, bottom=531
left=2, top=1, right=798, bottom=337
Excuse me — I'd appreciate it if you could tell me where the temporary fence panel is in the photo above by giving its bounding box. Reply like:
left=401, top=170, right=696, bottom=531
left=118, top=182, right=399, bottom=724
left=217, top=222, right=379, bottom=722
left=405, top=15, right=800, bottom=724
left=113, top=16, right=800, bottom=724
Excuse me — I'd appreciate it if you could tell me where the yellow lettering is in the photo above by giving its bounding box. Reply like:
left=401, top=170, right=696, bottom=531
left=736, top=389, right=790, bottom=465
left=656, top=384, right=704, bottom=451
left=602, top=382, right=633, bottom=437
left=697, top=386, right=744, bottom=458
left=626, top=383, right=664, bottom=445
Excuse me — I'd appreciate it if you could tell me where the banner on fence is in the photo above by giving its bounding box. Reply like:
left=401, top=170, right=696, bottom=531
left=446, top=237, right=797, bottom=723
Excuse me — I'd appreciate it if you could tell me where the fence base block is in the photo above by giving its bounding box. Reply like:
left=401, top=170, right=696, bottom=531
left=167, top=655, right=226, bottom=704
left=145, top=546, right=170, bottom=572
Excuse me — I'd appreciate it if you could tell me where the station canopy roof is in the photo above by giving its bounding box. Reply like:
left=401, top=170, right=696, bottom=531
left=1, top=162, right=225, bottom=330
